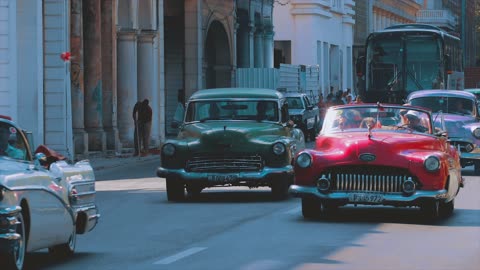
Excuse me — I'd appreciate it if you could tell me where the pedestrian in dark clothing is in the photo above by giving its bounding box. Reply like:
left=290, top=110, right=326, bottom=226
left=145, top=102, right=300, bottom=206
left=139, top=99, right=153, bottom=155
left=132, top=101, right=142, bottom=156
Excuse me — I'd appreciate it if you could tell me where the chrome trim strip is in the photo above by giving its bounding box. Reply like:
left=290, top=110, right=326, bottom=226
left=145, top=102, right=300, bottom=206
left=0, top=206, right=22, bottom=216
left=0, top=233, right=21, bottom=241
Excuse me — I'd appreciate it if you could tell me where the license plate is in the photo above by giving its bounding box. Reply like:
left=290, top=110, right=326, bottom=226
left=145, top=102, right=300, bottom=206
left=348, top=193, right=384, bottom=203
left=207, top=174, right=238, bottom=183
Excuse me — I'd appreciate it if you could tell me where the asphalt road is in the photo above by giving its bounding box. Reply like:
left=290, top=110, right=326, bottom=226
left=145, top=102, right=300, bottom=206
left=23, top=143, right=480, bottom=270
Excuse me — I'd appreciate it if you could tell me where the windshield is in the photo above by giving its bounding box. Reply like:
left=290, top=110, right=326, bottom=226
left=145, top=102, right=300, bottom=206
left=321, top=105, right=432, bottom=134
left=185, top=100, right=279, bottom=122
left=286, top=97, right=303, bottom=109
left=366, top=34, right=442, bottom=94
left=409, top=97, right=474, bottom=116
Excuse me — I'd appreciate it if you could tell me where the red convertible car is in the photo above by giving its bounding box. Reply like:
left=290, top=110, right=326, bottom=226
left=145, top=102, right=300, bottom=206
left=290, top=103, right=464, bottom=220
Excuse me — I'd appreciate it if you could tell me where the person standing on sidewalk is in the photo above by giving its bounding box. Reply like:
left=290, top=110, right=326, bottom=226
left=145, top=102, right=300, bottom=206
left=132, top=101, right=142, bottom=156
left=138, top=99, right=153, bottom=156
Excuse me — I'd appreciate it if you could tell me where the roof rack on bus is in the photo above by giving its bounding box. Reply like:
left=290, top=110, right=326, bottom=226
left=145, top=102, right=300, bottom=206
left=385, top=24, right=445, bottom=33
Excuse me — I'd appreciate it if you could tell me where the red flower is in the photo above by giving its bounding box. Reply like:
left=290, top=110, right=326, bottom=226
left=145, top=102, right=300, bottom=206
left=60, top=52, right=71, bottom=62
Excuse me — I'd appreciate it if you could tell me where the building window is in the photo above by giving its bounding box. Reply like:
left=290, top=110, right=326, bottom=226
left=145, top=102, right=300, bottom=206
left=332, top=0, right=343, bottom=12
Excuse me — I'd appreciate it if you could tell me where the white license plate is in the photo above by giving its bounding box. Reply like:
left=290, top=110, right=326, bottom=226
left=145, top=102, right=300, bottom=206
left=348, top=193, right=384, bottom=203
left=207, top=174, right=238, bottom=183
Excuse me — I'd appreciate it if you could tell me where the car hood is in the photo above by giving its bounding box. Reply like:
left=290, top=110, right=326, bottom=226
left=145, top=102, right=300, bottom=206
left=313, top=132, right=441, bottom=167
left=436, top=114, right=478, bottom=138
left=180, top=121, right=290, bottom=153
left=0, top=158, right=30, bottom=187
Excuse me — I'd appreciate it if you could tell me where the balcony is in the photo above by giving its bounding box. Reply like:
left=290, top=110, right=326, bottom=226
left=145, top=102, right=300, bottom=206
left=416, top=9, right=457, bottom=31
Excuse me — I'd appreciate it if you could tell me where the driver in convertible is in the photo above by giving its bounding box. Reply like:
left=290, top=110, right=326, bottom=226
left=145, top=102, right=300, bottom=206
left=403, top=110, right=428, bottom=133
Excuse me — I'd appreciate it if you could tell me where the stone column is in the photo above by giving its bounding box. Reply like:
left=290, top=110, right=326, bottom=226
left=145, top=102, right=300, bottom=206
left=263, top=25, right=274, bottom=68
left=248, top=22, right=255, bottom=68
left=83, top=0, right=106, bottom=151
left=184, top=0, right=202, bottom=98
left=70, top=0, right=88, bottom=155
left=138, top=30, right=159, bottom=147
left=117, top=30, right=138, bottom=146
left=254, top=26, right=264, bottom=68
left=101, top=0, right=120, bottom=152
left=237, top=23, right=249, bottom=68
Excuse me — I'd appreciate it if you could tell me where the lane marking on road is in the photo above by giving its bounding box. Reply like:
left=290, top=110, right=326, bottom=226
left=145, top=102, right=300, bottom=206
left=153, top=247, right=207, bottom=265
left=283, top=206, right=301, bottom=215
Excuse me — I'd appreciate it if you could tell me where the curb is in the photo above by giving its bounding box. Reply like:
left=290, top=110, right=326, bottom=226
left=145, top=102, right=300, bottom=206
left=91, top=154, right=160, bottom=171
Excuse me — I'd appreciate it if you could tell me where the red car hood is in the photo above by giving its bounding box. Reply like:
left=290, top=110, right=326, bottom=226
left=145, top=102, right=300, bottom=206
left=312, top=131, right=442, bottom=168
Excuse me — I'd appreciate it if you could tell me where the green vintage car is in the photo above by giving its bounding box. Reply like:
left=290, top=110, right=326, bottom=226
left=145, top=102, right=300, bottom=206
left=157, top=88, right=306, bottom=201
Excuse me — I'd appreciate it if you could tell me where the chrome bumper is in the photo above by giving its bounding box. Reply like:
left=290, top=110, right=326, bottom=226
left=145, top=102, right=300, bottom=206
left=289, top=185, right=448, bottom=203
left=73, top=204, right=100, bottom=234
left=157, top=166, right=294, bottom=182
left=0, top=206, right=22, bottom=251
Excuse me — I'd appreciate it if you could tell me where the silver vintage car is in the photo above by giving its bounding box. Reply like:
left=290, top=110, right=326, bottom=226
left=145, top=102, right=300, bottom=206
left=407, top=90, right=480, bottom=173
left=0, top=116, right=99, bottom=270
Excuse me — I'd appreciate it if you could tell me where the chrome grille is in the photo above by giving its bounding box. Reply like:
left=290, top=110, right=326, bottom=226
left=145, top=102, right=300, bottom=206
left=186, top=155, right=263, bottom=172
left=332, top=173, right=408, bottom=193
left=449, top=140, right=472, bottom=153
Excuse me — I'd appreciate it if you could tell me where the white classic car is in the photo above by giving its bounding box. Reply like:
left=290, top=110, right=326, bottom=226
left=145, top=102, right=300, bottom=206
left=0, top=115, right=99, bottom=270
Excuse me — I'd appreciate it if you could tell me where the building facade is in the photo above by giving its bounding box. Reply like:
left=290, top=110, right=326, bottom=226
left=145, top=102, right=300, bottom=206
left=1, top=0, right=274, bottom=159
left=273, top=0, right=356, bottom=97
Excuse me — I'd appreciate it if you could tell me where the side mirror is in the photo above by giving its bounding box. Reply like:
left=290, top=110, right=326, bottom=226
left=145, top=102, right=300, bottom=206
left=34, top=152, right=48, bottom=167
left=307, top=105, right=313, bottom=110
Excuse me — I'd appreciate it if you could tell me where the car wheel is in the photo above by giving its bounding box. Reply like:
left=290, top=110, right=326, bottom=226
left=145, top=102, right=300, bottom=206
left=186, top=185, right=203, bottom=197
left=49, top=225, right=76, bottom=257
left=166, top=176, right=185, bottom=201
left=421, top=200, right=440, bottom=220
left=439, top=199, right=454, bottom=218
left=271, top=176, right=290, bottom=200
left=0, top=212, right=26, bottom=270
left=474, top=161, right=480, bottom=175
left=301, top=197, right=322, bottom=219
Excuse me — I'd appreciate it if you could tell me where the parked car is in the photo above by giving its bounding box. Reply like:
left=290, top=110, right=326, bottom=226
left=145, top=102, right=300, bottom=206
left=407, top=90, right=480, bottom=173
left=157, top=88, right=306, bottom=201
left=284, top=92, right=320, bottom=141
left=464, top=88, right=480, bottom=100
left=0, top=115, right=99, bottom=270
left=464, top=88, right=480, bottom=112
left=290, top=103, right=463, bottom=220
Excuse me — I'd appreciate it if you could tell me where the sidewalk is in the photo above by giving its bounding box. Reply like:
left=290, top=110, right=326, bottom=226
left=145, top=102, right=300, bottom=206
left=79, top=148, right=161, bottom=171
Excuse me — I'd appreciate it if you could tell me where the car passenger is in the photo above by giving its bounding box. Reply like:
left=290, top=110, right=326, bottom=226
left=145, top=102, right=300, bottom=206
left=0, top=124, right=24, bottom=159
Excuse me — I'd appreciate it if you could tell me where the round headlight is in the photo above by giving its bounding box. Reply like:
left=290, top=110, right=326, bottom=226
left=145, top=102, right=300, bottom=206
left=424, top=156, right=440, bottom=171
left=296, top=152, right=312, bottom=168
left=162, top=143, right=176, bottom=156
left=272, top=142, right=286, bottom=155
left=473, top=128, right=480, bottom=139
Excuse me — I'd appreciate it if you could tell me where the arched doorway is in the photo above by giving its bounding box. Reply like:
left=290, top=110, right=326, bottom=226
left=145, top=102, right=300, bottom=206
left=205, top=20, right=231, bottom=88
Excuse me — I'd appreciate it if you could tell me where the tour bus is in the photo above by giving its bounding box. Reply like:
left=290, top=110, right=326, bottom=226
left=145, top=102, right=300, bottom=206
left=356, top=24, right=464, bottom=104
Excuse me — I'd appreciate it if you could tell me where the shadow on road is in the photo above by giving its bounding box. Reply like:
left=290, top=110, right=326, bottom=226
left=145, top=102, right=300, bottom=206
left=291, top=206, right=480, bottom=227
left=24, top=252, right=98, bottom=270
left=164, top=189, right=296, bottom=204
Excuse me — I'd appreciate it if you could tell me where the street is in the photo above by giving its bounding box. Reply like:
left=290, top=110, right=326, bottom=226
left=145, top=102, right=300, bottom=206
left=23, top=143, right=480, bottom=270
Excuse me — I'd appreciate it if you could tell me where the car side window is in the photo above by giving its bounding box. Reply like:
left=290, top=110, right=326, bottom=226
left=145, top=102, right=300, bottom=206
left=0, top=123, right=28, bottom=160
